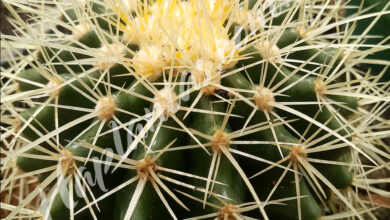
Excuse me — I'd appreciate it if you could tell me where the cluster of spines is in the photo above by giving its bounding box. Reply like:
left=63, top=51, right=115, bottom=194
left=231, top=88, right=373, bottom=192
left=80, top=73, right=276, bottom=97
left=0, top=0, right=389, bottom=220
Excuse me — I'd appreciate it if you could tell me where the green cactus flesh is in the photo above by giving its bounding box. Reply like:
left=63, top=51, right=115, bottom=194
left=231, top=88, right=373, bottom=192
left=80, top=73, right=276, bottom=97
left=1, top=0, right=389, bottom=220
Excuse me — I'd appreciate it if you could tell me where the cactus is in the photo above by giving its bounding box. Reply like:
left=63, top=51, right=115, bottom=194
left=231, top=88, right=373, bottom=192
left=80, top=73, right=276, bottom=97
left=1, top=0, right=389, bottom=220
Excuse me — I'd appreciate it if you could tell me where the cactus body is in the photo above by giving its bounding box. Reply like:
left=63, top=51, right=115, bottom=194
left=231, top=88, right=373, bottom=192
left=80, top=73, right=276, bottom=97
left=1, top=1, right=389, bottom=220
